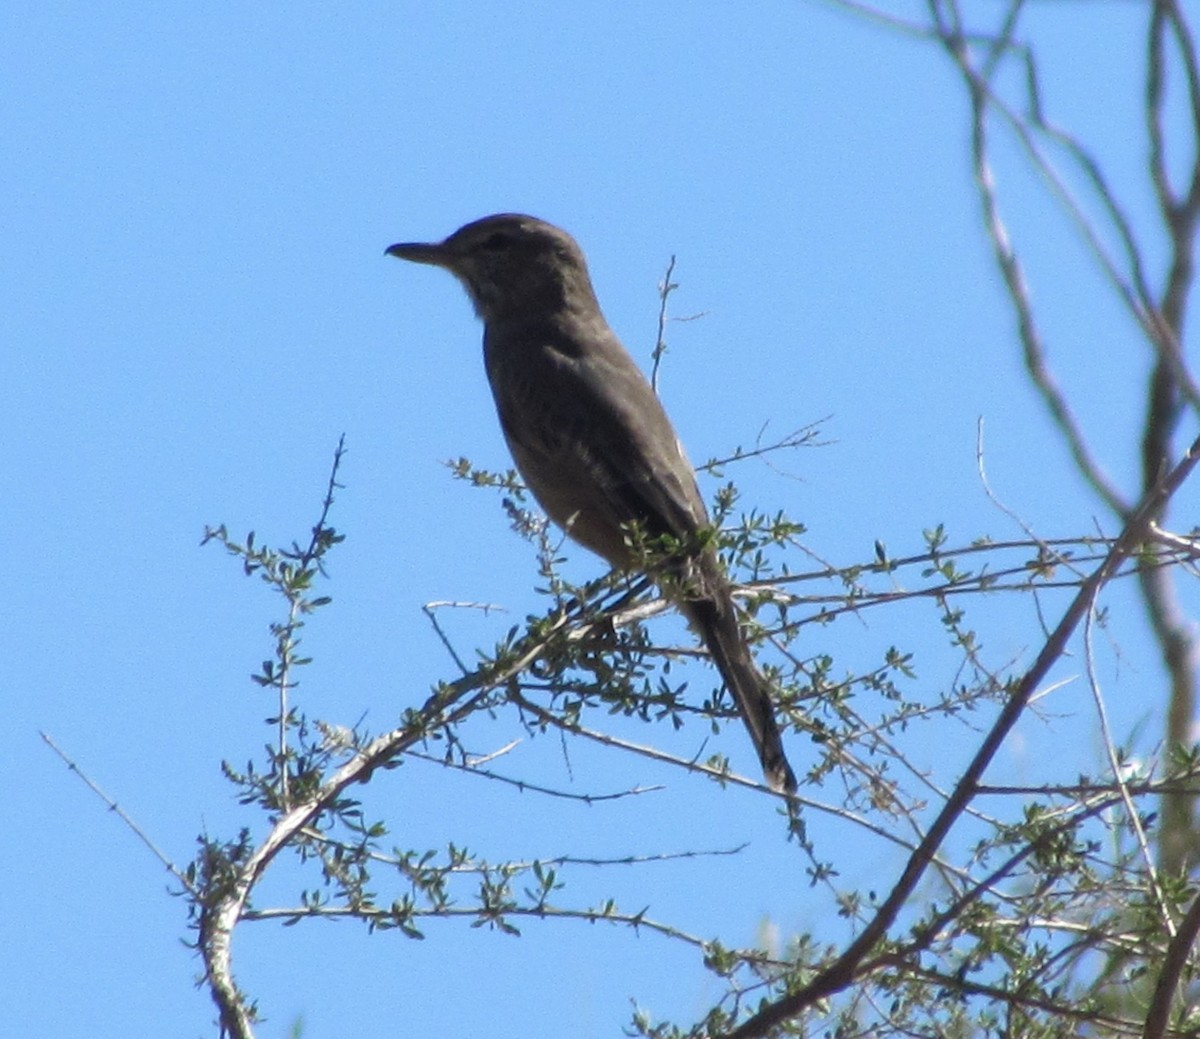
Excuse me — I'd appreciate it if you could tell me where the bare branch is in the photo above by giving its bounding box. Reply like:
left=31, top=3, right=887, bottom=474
left=949, top=20, right=1129, bottom=514
left=1082, top=610, right=1175, bottom=938
left=1144, top=884, right=1200, bottom=1039
left=41, top=732, right=191, bottom=890
left=406, top=746, right=667, bottom=802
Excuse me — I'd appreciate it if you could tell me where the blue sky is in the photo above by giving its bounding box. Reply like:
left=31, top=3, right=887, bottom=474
left=3, top=4, right=1190, bottom=1038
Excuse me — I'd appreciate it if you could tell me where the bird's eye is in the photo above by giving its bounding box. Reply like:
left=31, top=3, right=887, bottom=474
left=480, top=232, right=511, bottom=251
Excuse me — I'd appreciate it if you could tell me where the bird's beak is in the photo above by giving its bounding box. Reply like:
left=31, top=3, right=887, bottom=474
left=385, top=241, right=451, bottom=267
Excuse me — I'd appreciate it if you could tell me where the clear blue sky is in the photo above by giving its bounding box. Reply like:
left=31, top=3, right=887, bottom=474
left=3, top=4, right=1187, bottom=1037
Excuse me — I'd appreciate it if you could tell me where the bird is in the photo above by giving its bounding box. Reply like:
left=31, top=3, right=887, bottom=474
left=386, top=214, right=797, bottom=794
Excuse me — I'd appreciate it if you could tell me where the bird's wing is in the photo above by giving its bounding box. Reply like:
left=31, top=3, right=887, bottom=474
left=483, top=320, right=710, bottom=566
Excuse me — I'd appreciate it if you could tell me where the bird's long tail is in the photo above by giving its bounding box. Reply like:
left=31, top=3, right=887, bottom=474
left=681, top=583, right=797, bottom=794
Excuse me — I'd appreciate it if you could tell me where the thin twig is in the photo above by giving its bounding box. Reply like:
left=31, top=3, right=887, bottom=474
left=975, top=416, right=1088, bottom=581
left=276, top=435, right=347, bottom=808
left=41, top=731, right=192, bottom=890
left=405, top=747, right=666, bottom=802
left=1082, top=608, right=1175, bottom=938
left=650, top=255, right=677, bottom=393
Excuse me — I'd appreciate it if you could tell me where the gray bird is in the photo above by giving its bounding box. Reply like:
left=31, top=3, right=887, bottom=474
left=386, top=214, right=797, bottom=794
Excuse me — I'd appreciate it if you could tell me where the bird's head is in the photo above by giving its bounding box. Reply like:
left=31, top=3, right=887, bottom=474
left=386, top=213, right=599, bottom=323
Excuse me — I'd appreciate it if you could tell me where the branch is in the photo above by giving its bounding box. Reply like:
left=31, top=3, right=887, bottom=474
left=198, top=602, right=601, bottom=1039
left=949, top=12, right=1128, bottom=515
left=41, top=732, right=191, bottom=890
left=1144, top=883, right=1200, bottom=1039
left=241, top=901, right=711, bottom=950
left=1143, top=0, right=1200, bottom=876
left=650, top=255, right=677, bottom=393
left=726, top=434, right=1200, bottom=1039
